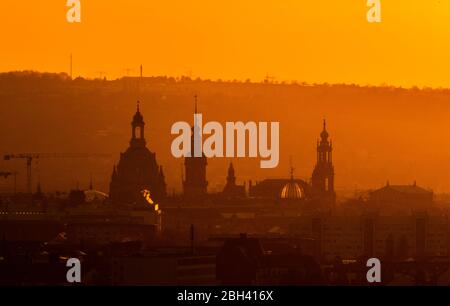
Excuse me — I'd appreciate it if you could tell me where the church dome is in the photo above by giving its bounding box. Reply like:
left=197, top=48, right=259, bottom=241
left=280, top=181, right=304, bottom=200
left=279, top=165, right=304, bottom=200
left=109, top=103, right=167, bottom=205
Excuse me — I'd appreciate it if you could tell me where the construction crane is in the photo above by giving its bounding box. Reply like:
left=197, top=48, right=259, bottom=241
left=264, top=74, right=276, bottom=84
left=3, top=153, right=110, bottom=194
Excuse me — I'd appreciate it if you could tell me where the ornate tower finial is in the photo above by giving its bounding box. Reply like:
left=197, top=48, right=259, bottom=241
left=131, top=101, right=146, bottom=146
left=320, top=119, right=329, bottom=141
left=289, top=156, right=295, bottom=180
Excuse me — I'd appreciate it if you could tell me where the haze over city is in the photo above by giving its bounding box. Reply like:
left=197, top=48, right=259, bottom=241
left=2, top=0, right=450, bottom=288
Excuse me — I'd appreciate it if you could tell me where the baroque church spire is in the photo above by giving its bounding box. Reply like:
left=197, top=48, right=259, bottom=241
left=312, top=120, right=335, bottom=203
left=109, top=103, right=167, bottom=205
left=183, top=95, right=208, bottom=199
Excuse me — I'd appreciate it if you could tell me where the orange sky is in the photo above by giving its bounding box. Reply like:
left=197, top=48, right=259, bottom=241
left=1, top=1, right=449, bottom=87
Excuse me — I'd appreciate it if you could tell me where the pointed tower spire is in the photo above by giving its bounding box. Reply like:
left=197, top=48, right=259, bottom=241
left=184, top=94, right=208, bottom=198
left=320, top=118, right=329, bottom=141
left=228, top=162, right=235, bottom=175
left=227, top=162, right=236, bottom=184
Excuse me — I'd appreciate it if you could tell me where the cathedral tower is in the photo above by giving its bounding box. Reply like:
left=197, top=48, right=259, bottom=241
left=311, top=120, right=335, bottom=203
left=183, top=96, right=208, bottom=199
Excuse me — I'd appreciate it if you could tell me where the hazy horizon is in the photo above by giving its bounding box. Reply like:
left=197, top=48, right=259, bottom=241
left=3, top=69, right=450, bottom=91
left=2, top=1, right=450, bottom=88
left=1, top=72, right=450, bottom=195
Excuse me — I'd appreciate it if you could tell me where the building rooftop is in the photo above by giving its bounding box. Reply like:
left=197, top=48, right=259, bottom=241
left=376, top=184, right=432, bottom=195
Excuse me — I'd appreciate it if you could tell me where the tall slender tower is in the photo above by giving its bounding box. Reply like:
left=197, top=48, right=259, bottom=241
left=312, top=120, right=335, bottom=203
left=183, top=96, right=208, bottom=199
left=226, top=163, right=236, bottom=187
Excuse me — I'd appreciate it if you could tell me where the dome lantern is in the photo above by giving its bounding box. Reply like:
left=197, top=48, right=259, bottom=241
left=280, top=165, right=304, bottom=200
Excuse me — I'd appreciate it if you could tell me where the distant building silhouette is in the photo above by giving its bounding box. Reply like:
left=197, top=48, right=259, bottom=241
left=222, top=163, right=246, bottom=198
left=369, top=181, right=433, bottom=212
left=216, top=234, right=323, bottom=285
left=183, top=98, right=208, bottom=199
left=249, top=120, right=335, bottom=208
left=249, top=178, right=310, bottom=200
left=311, top=120, right=336, bottom=204
left=109, top=102, right=166, bottom=205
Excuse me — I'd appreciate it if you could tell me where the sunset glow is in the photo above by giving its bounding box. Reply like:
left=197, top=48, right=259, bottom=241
left=1, top=1, right=450, bottom=87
